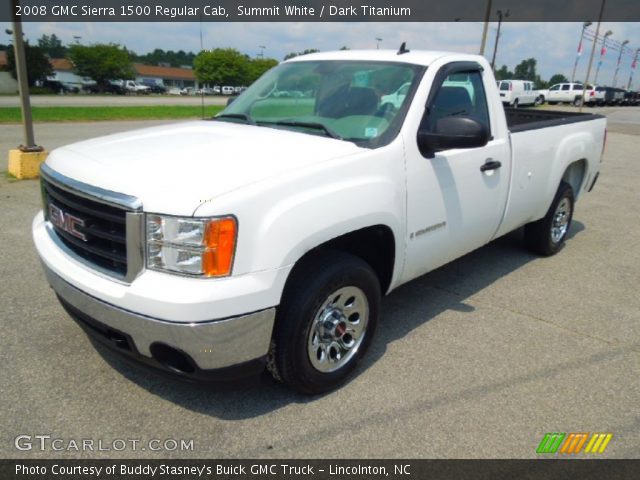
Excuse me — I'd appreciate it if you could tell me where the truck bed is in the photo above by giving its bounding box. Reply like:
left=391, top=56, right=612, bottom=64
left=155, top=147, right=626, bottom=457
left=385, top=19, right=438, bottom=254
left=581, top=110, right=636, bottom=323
left=505, top=108, right=605, bottom=133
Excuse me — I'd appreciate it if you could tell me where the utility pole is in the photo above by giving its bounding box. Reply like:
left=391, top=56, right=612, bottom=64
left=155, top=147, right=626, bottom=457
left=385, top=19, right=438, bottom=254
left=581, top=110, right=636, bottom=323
left=479, top=0, right=492, bottom=55
left=580, top=0, right=607, bottom=112
left=612, top=39, right=629, bottom=87
left=7, top=0, right=47, bottom=180
left=628, top=49, right=639, bottom=90
left=11, top=0, right=39, bottom=151
left=375, top=38, right=382, bottom=50
left=258, top=45, right=265, bottom=59
left=490, top=9, right=509, bottom=71
left=571, top=22, right=592, bottom=84
left=594, top=29, right=613, bottom=85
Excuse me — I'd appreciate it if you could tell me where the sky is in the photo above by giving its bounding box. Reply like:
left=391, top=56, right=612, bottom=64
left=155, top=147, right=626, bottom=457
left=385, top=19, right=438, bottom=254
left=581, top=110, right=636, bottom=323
left=2, top=21, right=640, bottom=87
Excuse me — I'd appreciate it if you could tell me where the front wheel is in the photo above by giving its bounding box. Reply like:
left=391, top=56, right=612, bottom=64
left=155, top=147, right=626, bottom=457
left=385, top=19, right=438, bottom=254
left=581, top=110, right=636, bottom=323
left=268, top=251, right=380, bottom=394
left=524, top=181, right=574, bottom=256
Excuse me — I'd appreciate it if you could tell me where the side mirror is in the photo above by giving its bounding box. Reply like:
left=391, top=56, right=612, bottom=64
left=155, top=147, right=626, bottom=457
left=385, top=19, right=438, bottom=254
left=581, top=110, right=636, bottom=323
left=418, top=116, right=489, bottom=156
left=226, top=96, right=237, bottom=106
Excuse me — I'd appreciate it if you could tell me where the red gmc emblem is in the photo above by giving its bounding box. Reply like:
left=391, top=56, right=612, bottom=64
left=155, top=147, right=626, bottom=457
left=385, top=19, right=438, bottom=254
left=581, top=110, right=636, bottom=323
left=48, top=203, right=87, bottom=242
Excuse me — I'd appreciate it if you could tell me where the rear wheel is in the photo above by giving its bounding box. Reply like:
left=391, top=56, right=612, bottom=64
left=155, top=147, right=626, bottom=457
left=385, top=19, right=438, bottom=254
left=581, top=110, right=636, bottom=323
left=268, top=251, right=381, bottom=394
left=524, top=181, right=574, bottom=256
left=512, top=99, right=519, bottom=108
left=573, top=96, right=583, bottom=107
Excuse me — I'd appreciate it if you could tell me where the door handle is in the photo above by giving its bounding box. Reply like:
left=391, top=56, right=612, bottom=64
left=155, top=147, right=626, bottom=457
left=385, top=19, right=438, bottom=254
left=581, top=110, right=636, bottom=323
left=480, top=159, right=502, bottom=172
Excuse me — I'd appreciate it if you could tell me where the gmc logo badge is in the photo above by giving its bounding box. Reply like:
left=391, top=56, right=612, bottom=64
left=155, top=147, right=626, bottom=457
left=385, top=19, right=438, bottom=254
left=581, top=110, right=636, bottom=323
left=48, top=203, right=87, bottom=242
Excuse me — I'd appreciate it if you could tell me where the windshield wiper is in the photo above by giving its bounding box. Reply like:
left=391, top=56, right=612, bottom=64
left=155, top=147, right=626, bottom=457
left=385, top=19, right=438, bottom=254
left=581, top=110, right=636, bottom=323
left=260, top=120, right=342, bottom=140
left=214, top=113, right=256, bottom=125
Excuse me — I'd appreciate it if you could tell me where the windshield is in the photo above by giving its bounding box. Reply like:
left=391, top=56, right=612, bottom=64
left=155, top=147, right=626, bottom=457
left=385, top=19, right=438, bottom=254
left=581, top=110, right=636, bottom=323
left=216, top=60, right=425, bottom=147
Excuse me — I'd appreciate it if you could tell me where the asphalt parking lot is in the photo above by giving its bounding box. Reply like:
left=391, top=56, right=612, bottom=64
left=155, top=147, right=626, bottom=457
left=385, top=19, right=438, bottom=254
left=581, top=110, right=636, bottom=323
left=1, top=108, right=639, bottom=459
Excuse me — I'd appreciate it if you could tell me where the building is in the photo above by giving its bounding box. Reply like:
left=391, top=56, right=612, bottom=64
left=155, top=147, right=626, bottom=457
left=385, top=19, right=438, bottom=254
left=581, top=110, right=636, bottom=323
left=133, top=63, right=197, bottom=89
left=47, top=58, right=198, bottom=89
left=0, top=50, right=19, bottom=94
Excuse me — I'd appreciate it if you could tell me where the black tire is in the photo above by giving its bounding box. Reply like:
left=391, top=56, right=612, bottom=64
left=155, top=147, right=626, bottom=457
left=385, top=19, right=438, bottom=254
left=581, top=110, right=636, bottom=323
left=268, top=251, right=381, bottom=394
left=573, top=96, right=582, bottom=107
left=524, top=181, right=574, bottom=256
left=512, top=99, right=519, bottom=108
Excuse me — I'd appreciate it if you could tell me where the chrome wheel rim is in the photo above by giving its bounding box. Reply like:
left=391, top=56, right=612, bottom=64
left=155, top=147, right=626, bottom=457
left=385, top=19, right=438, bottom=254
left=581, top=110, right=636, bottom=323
left=551, top=197, right=571, bottom=243
left=307, top=286, right=369, bottom=373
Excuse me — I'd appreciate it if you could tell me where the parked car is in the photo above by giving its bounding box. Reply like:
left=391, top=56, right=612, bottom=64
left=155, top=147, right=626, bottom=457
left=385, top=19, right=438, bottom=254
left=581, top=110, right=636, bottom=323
left=167, top=87, right=188, bottom=95
left=602, top=87, right=626, bottom=106
left=623, top=90, right=640, bottom=106
left=84, top=82, right=125, bottom=95
left=496, top=79, right=539, bottom=107
left=41, top=80, right=79, bottom=94
left=140, top=81, right=167, bottom=94
left=546, top=83, right=585, bottom=106
left=221, top=86, right=235, bottom=95
left=33, top=49, right=606, bottom=394
left=582, top=85, right=606, bottom=106
left=123, top=80, right=150, bottom=94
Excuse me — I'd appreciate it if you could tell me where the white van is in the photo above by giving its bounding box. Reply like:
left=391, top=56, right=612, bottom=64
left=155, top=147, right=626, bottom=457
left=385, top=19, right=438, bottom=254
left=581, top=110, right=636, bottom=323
left=222, top=86, right=235, bottom=95
left=497, top=80, right=539, bottom=107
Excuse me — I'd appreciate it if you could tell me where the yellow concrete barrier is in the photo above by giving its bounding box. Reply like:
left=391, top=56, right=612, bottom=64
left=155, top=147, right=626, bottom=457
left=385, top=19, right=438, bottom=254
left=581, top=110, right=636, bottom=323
left=8, top=149, right=48, bottom=179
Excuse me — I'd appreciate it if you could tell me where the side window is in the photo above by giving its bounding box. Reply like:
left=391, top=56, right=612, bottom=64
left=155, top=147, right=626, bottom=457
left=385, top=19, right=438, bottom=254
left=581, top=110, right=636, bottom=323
left=573, top=84, right=583, bottom=90
left=561, top=84, right=570, bottom=91
left=550, top=85, right=560, bottom=91
left=421, top=70, right=490, bottom=135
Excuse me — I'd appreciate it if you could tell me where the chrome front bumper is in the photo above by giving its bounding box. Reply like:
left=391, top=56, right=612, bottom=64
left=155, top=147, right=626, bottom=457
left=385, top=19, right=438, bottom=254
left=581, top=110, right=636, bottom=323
left=43, top=264, right=275, bottom=375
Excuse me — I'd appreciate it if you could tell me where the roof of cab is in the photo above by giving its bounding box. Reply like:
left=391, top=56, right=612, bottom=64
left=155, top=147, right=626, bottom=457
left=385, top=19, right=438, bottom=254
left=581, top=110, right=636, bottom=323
left=284, top=49, right=483, bottom=67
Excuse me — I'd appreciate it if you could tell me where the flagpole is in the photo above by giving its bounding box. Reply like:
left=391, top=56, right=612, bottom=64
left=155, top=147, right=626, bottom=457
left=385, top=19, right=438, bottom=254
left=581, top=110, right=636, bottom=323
left=571, top=22, right=592, bottom=84
left=580, top=0, right=606, bottom=112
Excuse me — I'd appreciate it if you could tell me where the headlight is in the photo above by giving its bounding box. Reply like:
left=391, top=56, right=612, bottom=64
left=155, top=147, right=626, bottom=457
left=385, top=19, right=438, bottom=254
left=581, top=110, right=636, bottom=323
left=146, top=214, right=237, bottom=277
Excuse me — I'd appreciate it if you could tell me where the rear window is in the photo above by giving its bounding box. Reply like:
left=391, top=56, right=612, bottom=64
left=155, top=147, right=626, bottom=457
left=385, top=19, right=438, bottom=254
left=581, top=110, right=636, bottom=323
left=500, top=82, right=510, bottom=91
left=573, top=84, right=584, bottom=90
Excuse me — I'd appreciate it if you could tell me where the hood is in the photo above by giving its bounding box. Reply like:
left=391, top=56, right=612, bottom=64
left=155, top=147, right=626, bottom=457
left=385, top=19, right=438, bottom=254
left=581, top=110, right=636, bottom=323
left=45, top=120, right=363, bottom=214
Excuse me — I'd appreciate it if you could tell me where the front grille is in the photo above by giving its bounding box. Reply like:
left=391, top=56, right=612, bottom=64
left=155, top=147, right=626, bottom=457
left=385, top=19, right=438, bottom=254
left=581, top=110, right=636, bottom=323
left=42, top=177, right=129, bottom=276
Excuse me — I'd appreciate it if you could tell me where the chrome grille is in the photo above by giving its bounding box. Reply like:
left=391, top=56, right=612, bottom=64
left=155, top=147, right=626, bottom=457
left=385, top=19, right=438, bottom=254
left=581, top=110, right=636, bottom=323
left=40, top=164, right=143, bottom=282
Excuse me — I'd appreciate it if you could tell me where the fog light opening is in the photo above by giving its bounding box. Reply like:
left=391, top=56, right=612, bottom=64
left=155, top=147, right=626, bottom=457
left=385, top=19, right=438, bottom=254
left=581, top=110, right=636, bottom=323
left=149, top=343, right=196, bottom=374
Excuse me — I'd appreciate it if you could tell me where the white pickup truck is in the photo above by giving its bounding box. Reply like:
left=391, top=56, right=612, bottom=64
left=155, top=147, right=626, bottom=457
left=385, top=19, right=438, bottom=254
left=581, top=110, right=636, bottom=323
left=33, top=49, right=606, bottom=394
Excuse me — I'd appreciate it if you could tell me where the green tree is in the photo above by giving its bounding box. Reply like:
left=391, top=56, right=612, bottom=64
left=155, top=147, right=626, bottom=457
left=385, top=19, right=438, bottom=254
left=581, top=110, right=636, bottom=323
left=193, top=48, right=251, bottom=86
left=246, top=57, right=278, bottom=84
left=283, top=49, right=320, bottom=60
left=513, top=58, right=538, bottom=81
left=548, top=73, right=569, bottom=85
left=495, top=65, right=513, bottom=80
left=7, top=42, right=53, bottom=86
left=37, top=34, right=66, bottom=58
left=67, top=43, right=134, bottom=90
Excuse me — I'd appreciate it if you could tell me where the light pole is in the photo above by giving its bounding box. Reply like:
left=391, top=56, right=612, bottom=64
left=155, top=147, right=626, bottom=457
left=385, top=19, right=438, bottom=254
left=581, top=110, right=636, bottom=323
left=490, top=9, right=509, bottom=71
left=10, top=0, right=39, bottom=151
left=479, top=0, right=492, bottom=55
left=571, top=22, right=592, bottom=84
left=612, top=39, right=629, bottom=87
left=375, top=37, right=382, bottom=49
left=593, top=30, right=613, bottom=85
left=580, top=0, right=607, bottom=112
left=628, top=49, right=639, bottom=90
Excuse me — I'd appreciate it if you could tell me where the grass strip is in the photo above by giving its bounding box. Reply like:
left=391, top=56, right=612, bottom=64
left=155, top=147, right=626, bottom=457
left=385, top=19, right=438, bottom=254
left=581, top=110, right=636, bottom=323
left=0, top=105, right=225, bottom=123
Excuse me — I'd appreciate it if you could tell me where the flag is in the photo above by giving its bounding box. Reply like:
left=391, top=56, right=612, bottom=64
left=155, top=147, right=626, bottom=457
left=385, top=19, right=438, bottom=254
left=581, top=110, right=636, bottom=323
left=601, top=47, right=607, bottom=56
left=577, top=40, right=583, bottom=56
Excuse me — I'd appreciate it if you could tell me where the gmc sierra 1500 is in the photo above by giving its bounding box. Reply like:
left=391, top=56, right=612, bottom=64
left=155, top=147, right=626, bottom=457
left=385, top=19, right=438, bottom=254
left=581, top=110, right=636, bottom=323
left=33, top=49, right=606, bottom=394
